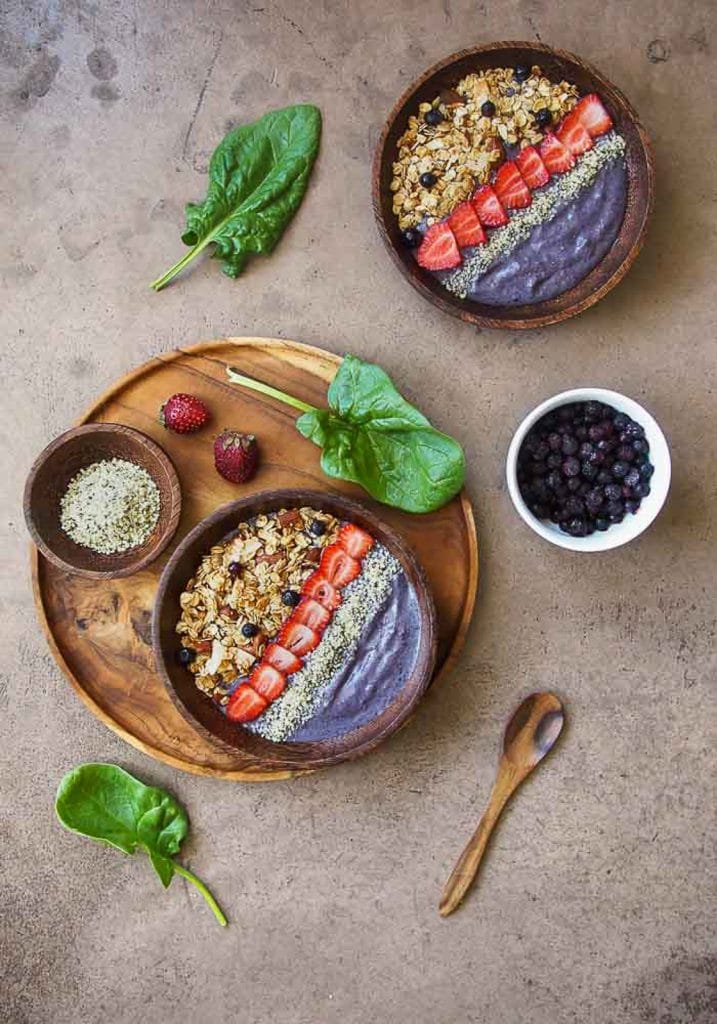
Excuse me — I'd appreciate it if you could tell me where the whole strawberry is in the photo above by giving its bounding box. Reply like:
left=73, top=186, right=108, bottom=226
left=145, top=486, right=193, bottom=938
left=159, top=393, right=209, bottom=434
left=213, top=430, right=259, bottom=483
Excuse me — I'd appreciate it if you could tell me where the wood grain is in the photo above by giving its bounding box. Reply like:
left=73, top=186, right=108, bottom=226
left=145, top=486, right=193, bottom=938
left=31, top=338, right=479, bottom=781
left=372, top=41, right=654, bottom=330
left=24, top=423, right=181, bottom=579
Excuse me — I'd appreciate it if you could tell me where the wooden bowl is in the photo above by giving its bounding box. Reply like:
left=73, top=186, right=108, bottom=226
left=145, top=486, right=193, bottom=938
left=152, top=489, right=438, bottom=771
left=24, top=423, right=182, bottom=579
left=372, top=41, right=654, bottom=330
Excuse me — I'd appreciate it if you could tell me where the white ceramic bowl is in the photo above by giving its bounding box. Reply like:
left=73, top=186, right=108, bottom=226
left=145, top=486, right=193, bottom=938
left=506, top=388, right=671, bottom=552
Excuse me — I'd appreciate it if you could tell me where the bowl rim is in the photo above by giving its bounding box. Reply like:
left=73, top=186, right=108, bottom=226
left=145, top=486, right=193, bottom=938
left=371, top=40, right=655, bottom=330
left=151, top=488, right=439, bottom=770
left=23, top=422, right=182, bottom=579
left=505, top=387, right=671, bottom=551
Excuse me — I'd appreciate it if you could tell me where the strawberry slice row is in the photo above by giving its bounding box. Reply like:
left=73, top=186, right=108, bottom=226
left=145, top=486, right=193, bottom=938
left=416, top=93, right=614, bottom=272
left=226, top=524, right=375, bottom=723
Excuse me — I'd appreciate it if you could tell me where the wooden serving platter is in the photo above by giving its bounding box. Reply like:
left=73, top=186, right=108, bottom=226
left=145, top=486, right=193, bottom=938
left=31, top=338, right=479, bottom=780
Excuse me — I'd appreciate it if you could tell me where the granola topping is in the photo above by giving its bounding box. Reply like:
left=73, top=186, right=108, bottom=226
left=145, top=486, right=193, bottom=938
left=391, top=65, right=579, bottom=230
left=175, top=507, right=338, bottom=699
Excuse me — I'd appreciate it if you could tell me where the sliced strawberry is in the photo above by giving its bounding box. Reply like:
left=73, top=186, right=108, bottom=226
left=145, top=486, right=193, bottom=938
left=447, top=201, right=487, bottom=247
left=472, top=184, right=509, bottom=227
left=278, top=620, right=320, bottom=657
left=416, top=222, right=462, bottom=271
left=249, top=663, right=286, bottom=702
left=320, top=544, right=361, bottom=588
left=556, top=111, right=593, bottom=156
left=515, top=146, right=550, bottom=189
left=293, top=598, right=331, bottom=633
left=338, top=523, right=374, bottom=560
left=301, top=572, right=342, bottom=610
left=263, top=643, right=302, bottom=675
left=493, top=161, right=532, bottom=209
left=226, top=683, right=268, bottom=723
left=539, top=132, right=575, bottom=174
left=574, top=94, right=613, bottom=138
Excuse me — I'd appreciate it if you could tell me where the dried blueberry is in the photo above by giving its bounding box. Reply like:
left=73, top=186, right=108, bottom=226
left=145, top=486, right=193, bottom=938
left=561, top=435, right=579, bottom=456
left=177, top=647, right=196, bottom=666
left=562, top=457, right=581, bottom=478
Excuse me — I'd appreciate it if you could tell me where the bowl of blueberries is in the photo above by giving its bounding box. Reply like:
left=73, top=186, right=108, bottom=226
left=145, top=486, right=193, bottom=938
left=507, top=388, right=670, bottom=551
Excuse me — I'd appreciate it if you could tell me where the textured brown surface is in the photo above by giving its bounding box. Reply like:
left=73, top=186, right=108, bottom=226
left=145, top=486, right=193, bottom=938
left=2, top=2, right=716, bottom=1023
left=373, top=41, right=654, bottom=329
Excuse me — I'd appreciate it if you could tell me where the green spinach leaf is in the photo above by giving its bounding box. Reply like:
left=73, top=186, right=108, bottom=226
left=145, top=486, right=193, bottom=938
left=56, top=764, right=227, bottom=926
left=151, top=104, right=321, bottom=291
left=226, top=355, right=465, bottom=514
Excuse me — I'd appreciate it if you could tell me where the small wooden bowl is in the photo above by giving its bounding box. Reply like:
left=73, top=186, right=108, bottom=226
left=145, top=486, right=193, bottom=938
left=24, top=423, right=182, bottom=579
left=372, top=41, right=654, bottom=330
left=152, top=490, right=438, bottom=771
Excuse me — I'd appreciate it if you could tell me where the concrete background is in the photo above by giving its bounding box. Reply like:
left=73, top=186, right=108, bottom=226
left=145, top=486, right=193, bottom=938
left=2, top=1, right=715, bottom=1022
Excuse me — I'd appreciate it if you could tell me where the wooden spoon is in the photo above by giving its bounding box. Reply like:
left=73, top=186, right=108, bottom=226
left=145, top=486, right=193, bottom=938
left=439, top=692, right=565, bottom=917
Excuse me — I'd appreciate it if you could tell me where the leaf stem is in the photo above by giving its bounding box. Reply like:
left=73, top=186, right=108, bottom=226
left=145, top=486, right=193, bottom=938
left=226, top=366, right=316, bottom=413
left=174, top=863, right=228, bottom=927
left=150, top=238, right=212, bottom=291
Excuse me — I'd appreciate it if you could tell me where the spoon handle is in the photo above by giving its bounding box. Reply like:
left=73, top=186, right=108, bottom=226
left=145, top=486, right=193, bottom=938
left=439, top=760, right=519, bottom=917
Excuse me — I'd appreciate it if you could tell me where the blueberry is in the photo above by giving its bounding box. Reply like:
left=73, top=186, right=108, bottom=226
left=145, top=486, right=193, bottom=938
left=624, top=421, right=645, bottom=439
left=558, top=405, right=575, bottom=422
left=624, top=468, right=641, bottom=488
left=635, top=480, right=652, bottom=498
left=309, top=519, right=327, bottom=536
left=597, top=470, right=612, bottom=485
left=480, top=100, right=496, bottom=117
left=583, top=401, right=605, bottom=422
left=613, top=412, right=631, bottom=431
left=632, top=438, right=649, bottom=455
left=530, top=503, right=548, bottom=519
left=419, top=172, right=437, bottom=187
left=612, top=461, right=630, bottom=479
left=596, top=438, right=616, bottom=454
left=585, top=488, right=604, bottom=512
left=575, top=424, right=588, bottom=442
left=546, top=453, right=563, bottom=470
left=546, top=470, right=563, bottom=492
left=532, top=441, right=549, bottom=461
left=401, top=228, right=422, bottom=248
left=564, top=496, right=585, bottom=516
left=579, top=442, right=595, bottom=458
left=177, top=647, right=196, bottom=667
left=578, top=481, right=591, bottom=497
left=562, top=456, right=581, bottom=478
left=616, top=445, right=635, bottom=462
left=561, top=435, right=579, bottom=455
left=640, top=462, right=655, bottom=479
left=535, top=107, right=552, bottom=127
left=241, top=622, right=259, bottom=639
left=228, top=561, right=242, bottom=578
left=594, top=516, right=609, bottom=531
left=281, top=589, right=301, bottom=607
left=625, top=499, right=641, bottom=514
left=547, top=432, right=562, bottom=452
left=588, top=423, right=606, bottom=442
left=567, top=516, right=587, bottom=537
left=567, top=476, right=582, bottom=492
left=424, top=108, right=444, bottom=125
left=514, top=63, right=531, bottom=83
left=608, top=509, right=625, bottom=524
left=604, top=483, right=623, bottom=502
left=581, top=461, right=598, bottom=481
left=606, top=500, right=624, bottom=517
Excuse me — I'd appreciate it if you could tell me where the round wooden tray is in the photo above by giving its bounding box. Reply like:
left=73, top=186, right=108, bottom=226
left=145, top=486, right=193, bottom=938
left=31, top=338, right=479, bottom=780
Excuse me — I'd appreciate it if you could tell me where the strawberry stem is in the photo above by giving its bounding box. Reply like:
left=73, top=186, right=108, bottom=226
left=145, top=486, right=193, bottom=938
left=226, top=367, right=316, bottom=414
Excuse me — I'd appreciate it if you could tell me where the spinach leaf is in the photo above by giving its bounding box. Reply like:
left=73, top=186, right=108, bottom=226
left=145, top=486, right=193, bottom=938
left=56, top=764, right=227, bottom=926
left=151, top=104, right=321, bottom=291
left=226, top=355, right=465, bottom=514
